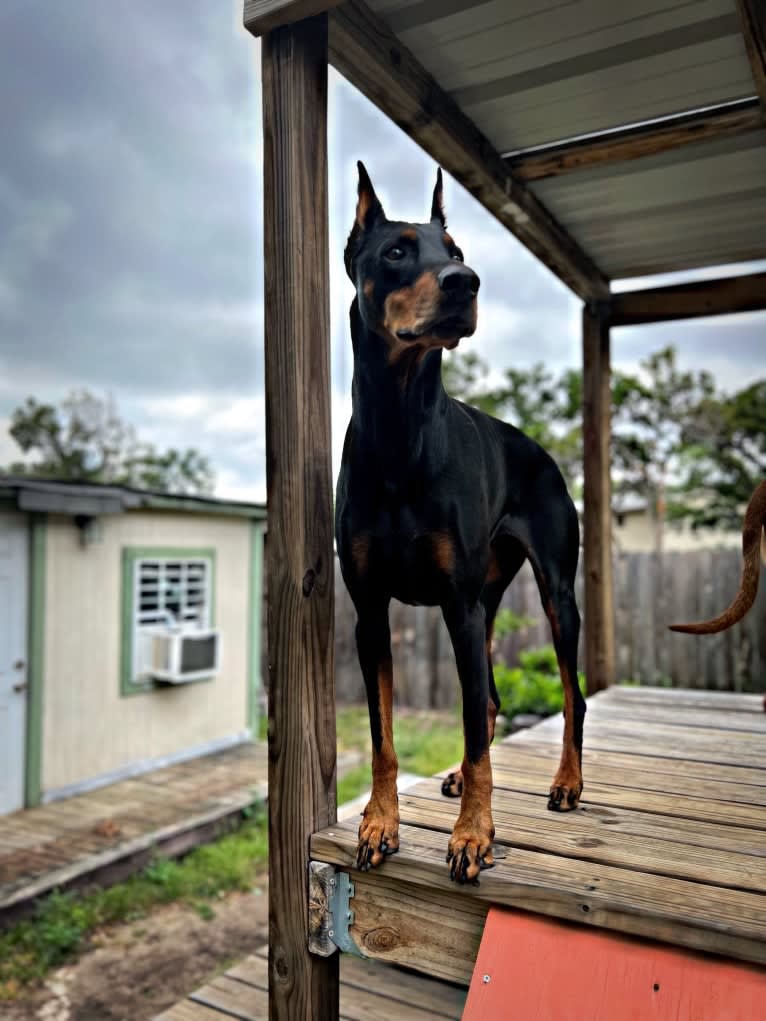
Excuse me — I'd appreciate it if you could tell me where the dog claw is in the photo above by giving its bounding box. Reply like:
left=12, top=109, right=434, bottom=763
left=548, top=781, right=582, bottom=812
left=446, top=839, right=493, bottom=885
left=441, top=772, right=463, bottom=798
left=356, top=809, right=400, bottom=871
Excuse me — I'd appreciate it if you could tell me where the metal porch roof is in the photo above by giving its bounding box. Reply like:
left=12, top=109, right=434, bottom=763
left=360, top=0, right=766, bottom=283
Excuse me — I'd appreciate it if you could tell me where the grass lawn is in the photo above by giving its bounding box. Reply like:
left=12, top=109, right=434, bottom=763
left=336, top=704, right=464, bottom=803
left=0, top=808, right=268, bottom=999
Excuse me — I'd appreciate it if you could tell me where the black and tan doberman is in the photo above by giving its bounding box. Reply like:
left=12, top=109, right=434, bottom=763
left=335, top=163, right=584, bottom=884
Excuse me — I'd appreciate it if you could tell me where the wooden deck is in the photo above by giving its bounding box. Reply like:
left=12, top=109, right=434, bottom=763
left=0, top=742, right=266, bottom=925
left=311, top=686, right=766, bottom=981
left=155, top=945, right=466, bottom=1020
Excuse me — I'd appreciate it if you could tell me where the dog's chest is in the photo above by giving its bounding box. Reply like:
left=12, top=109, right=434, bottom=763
left=359, top=505, right=454, bottom=605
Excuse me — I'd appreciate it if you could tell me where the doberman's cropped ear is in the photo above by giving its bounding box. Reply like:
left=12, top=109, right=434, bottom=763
left=345, top=161, right=385, bottom=279
left=354, top=161, right=384, bottom=231
left=430, top=167, right=446, bottom=227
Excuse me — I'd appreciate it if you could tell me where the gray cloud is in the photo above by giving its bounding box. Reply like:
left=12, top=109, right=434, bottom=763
left=1, top=2, right=764, bottom=502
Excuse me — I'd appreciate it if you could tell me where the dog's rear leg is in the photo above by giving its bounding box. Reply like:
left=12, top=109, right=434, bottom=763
left=534, top=569, right=585, bottom=811
left=355, top=600, right=400, bottom=870
left=444, top=601, right=495, bottom=883
left=547, top=588, right=585, bottom=810
left=441, top=577, right=506, bottom=799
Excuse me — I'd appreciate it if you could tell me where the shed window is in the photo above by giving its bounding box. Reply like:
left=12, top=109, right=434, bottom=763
left=136, top=559, right=210, bottom=631
left=121, top=547, right=216, bottom=694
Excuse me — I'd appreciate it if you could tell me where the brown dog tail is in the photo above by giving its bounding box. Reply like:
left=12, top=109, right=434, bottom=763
left=669, top=481, right=766, bottom=635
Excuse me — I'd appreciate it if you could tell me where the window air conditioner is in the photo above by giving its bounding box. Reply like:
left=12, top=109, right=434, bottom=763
left=146, top=629, right=221, bottom=684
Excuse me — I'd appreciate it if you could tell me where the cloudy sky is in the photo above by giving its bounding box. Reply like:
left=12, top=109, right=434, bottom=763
left=1, top=0, right=764, bottom=503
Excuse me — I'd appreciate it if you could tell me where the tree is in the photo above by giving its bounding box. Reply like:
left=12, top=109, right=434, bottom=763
left=442, top=345, right=763, bottom=547
left=5, top=390, right=215, bottom=495
left=610, top=347, right=717, bottom=553
left=675, top=379, right=766, bottom=531
left=442, top=353, right=583, bottom=489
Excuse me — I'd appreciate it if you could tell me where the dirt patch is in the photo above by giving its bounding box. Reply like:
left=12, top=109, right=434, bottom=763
left=3, top=882, right=268, bottom=1021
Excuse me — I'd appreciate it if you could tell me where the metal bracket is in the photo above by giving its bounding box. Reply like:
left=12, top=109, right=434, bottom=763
left=308, top=861, right=366, bottom=958
left=328, top=871, right=365, bottom=957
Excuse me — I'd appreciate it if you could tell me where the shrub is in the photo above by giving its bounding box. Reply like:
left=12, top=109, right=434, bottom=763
left=493, top=644, right=586, bottom=727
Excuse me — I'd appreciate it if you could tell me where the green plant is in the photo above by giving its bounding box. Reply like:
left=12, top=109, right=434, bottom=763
left=0, top=808, right=268, bottom=997
left=334, top=707, right=465, bottom=805
left=493, top=645, right=586, bottom=727
left=493, top=607, right=536, bottom=639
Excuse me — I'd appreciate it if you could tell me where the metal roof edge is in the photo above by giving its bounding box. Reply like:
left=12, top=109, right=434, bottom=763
left=0, top=476, right=267, bottom=521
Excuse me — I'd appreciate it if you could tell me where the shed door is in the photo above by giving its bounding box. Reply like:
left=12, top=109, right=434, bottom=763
left=0, top=512, right=29, bottom=814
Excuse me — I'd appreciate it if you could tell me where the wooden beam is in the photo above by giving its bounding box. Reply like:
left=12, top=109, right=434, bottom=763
left=244, top=0, right=340, bottom=36
left=261, top=16, right=339, bottom=1021
left=736, top=0, right=766, bottom=116
left=327, top=0, right=609, bottom=301
left=610, top=271, right=766, bottom=326
left=582, top=303, right=615, bottom=695
left=508, top=99, right=764, bottom=182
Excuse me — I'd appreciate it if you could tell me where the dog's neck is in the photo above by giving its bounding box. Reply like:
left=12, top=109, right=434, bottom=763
left=349, top=297, right=450, bottom=474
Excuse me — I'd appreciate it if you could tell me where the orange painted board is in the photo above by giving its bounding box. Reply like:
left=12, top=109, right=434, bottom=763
left=464, top=907, right=766, bottom=1020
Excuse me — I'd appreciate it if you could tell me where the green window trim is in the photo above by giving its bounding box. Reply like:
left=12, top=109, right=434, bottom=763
left=25, top=513, right=47, bottom=807
left=120, top=546, right=217, bottom=697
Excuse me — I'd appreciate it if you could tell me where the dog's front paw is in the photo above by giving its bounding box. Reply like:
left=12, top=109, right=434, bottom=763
left=548, top=772, right=583, bottom=811
left=440, top=769, right=463, bottom=798
left=446, top=816, right=494, bottom=884
left=356, top=797, right=399, bottom=871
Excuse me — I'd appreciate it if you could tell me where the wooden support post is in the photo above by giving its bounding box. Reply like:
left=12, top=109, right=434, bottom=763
left=582, top=302, right=615, bottom=694
left=261, top=15, right=339, bottom=1021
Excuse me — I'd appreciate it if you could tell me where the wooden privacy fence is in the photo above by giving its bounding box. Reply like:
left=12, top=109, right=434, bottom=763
left=333, top=549, right=766, bottom=706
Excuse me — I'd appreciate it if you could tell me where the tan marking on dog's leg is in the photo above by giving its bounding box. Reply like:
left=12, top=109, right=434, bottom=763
left=447, top=751, right=495, bottom=883
left=487, top=695, right=498, bottom=745
left=549, top=659, right=583, bottom=811
left=357, top=657, right=399, bottom=869
left=442, top=660, right=497, bottom=799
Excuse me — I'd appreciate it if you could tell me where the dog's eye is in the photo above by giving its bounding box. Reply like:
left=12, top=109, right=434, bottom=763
left=452, top=249, right=464, bottom=262
left=385, top=246, right=405, bottom=261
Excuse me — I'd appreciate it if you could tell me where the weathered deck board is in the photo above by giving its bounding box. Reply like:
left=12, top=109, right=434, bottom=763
left=490, top=741, right=766, bottom=797
left=312, top=687, right=766, bottom=967
left=600, top=687, right=764, bottom=713
left=156, top=945, right=466, bottom=1020
left=515, top=716, right=766, bottom=768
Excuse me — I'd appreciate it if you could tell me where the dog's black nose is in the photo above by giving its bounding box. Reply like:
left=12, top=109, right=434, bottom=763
left=438, top=264, right=480, bottom=298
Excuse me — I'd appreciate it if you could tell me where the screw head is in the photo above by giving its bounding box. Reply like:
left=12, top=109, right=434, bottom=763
left=483, top=974, right=490, bottom=984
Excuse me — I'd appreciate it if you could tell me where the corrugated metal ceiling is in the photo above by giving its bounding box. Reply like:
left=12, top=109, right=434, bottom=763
left=365, top=0, right=764, bottom=279
left=532, top=132, right=766, bottom=277
left=371, top=0, right=753, bottom=149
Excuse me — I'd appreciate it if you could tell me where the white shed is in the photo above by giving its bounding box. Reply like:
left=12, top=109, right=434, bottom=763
left=0, top=477, right=266, bottom=813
